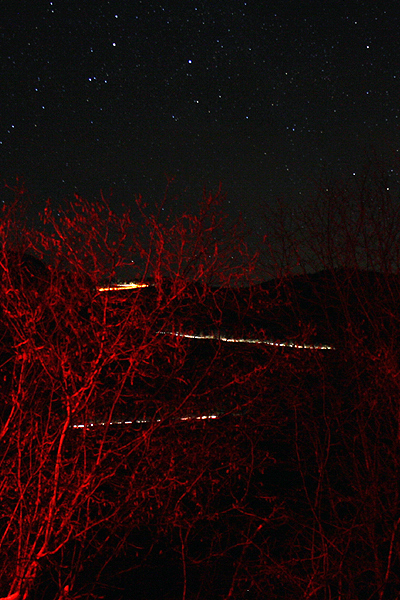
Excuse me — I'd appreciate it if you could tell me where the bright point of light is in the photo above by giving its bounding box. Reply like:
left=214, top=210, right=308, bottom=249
left=97, top=282, right=150, bottom=292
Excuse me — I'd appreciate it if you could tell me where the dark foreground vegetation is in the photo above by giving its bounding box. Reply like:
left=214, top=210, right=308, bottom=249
left=1, top=162, right=400, bottom=599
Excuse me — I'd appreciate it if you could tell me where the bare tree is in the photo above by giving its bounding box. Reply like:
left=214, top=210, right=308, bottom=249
left=254, top=155, right=400, bottom=599
left=0, top=184, right=282, bottom=600
left=5, top=160, right=400, bottom=600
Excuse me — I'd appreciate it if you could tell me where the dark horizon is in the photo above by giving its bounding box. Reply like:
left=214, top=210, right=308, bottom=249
left=1, top=0, right=400, bottom=251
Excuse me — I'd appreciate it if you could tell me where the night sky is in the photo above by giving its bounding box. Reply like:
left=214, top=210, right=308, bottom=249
left=1, top=0, right=400, bottom=245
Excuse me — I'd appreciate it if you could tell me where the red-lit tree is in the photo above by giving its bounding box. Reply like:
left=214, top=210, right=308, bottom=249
left=0, top=184, right=282, bottom=600
left=5, top=161, right=400, bottom=600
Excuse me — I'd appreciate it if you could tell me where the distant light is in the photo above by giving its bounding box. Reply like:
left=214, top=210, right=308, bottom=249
left=158, top=330, right=335, bottom=351
left=72, top=414, right=219, bottom=429
left=97, top=282, right=150, bottom=292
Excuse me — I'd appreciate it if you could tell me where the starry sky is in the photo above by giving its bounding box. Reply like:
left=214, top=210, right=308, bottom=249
left=1, top=0, right=400, bottom=245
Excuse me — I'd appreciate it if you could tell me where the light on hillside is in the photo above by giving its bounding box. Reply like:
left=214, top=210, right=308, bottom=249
left=97, top=282, right=150, bottom=292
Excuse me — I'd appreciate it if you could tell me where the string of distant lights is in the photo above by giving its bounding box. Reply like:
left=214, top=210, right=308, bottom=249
left=158, top=330, right=335, bottom=351
left=72, top=414, right=219, bottom=429
left=72, top=328, right=333, bottom=430
left=96, top=282, right=335, bottom=351
left=79, top=282, right=334, bottom=429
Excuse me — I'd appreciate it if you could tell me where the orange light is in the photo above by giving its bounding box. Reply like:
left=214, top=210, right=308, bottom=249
left=97, top=282, right=150, bottom=292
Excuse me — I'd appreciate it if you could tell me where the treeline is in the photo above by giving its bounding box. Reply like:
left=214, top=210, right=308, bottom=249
left=0, top=162, right=400, bottom=599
